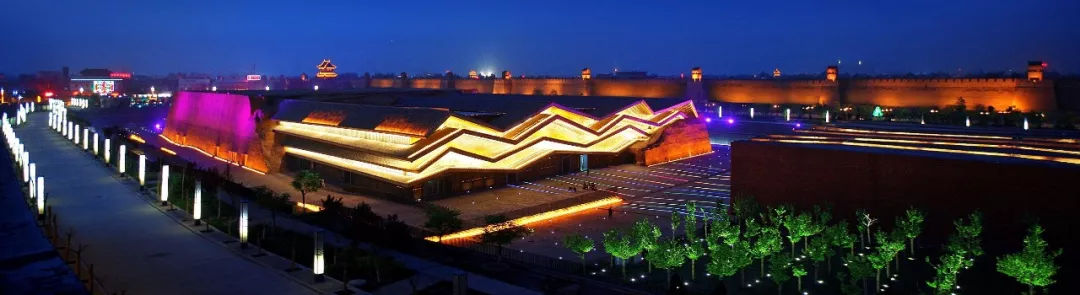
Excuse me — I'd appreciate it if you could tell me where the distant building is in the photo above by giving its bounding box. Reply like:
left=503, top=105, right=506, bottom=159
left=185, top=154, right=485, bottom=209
left=69, top=68, right=126, bottom=95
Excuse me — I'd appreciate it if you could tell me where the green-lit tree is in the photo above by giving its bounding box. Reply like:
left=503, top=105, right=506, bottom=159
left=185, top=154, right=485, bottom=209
left=948, top=211, right=984, bottom=262
left=842, top=252, right=874, bottom=295
left=707, top=240, right=752, bottom=283
left=856, top=209, right=876, bottom=249
left=480, top=215, right=532, bottom=261
left=632, top=218, right=662, bottom=272
left=927, top=250, right=967, bottom=295
left=996, top=224, right=1062, bottom=295
left=874, top=230, right=906, bottom=283
left=423, top=205, right=463, bottom=243
left=732, top=194, right=760, bottom=223
left=824, top=221, right=856, bottom=272
left=803, top=233, right=831, bottom=281
left=290, top=170, right=323, bottom=213
left=682, top=202, right=705, bottom=279
left=670, top=212, right=681, bottom=236
left=602, top=229, right=640, bottom=278
left=564, top=234, right=595, bottom=274
left=808, top=205, right=832, bottom=248
left=896, top=207, right=925, bottom=257
left=747, top=218, right=783, bottom=278
left=767, top=253, right=793, bottom=295
left=783, top=211, right=814, bottom=256
left=646, top=238, right=687, bottom=287
left=792, top=263, right=808, bottom=293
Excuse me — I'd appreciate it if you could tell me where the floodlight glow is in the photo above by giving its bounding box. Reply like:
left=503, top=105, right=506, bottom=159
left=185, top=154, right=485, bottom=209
left=118, top=145, right=126, bottom=174
left=239, top=201, right=249, bottom=246
left=160, top=165, right=169, bottom=204
left=193, top=181, right=202, bottom=224
left=138, top=154, right=146, bottom=185
left=211, top=86, right=217, bottom=91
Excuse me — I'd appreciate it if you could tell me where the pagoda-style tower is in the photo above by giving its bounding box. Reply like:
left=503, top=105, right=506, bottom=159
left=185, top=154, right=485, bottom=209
left=316, top=59, right=338, bottom=79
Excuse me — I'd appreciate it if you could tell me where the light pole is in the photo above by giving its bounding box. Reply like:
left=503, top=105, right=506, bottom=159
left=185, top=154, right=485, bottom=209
left=160, top=165, right=170, bottom=206
left=239, top=201, right=249, bottom=248
left=193, top=180, right=202, bottom=225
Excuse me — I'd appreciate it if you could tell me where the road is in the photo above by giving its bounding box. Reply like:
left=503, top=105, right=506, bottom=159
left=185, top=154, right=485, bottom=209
left=19, top=112, right=319, bottom=295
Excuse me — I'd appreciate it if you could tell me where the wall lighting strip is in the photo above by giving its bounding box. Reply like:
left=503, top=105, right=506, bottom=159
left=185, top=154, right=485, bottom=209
left=425, top=196, right=623, bottom=242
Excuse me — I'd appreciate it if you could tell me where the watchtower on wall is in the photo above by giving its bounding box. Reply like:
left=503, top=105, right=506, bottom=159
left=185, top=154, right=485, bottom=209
left=1028, top=61, right=1045, bottom=82
left=826, top=66, right=838, bottom=82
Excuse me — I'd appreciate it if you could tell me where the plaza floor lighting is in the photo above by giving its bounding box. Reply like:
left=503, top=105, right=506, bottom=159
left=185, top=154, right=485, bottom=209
left=138, top=154, right=146, bottom=186
left=36, top=177, right=45, bottom=217
left=239, top=201, right=249, bottom=248
left=160, top=165, right=169, bottom=205
left=104, top=139, right=111, bottom=163
left=193, top=180, right=202, bottom=225
left=118, top=145, right=126, bottom=174
left=313, top=231, right=325, bottom=282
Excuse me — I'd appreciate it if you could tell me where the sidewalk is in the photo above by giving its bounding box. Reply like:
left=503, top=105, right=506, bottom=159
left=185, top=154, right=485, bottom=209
left=21, top=112, right=321, bottom=295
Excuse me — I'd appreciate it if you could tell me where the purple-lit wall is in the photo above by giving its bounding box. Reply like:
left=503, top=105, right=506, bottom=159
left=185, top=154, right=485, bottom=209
left=162, top=91, right=268, bottom=171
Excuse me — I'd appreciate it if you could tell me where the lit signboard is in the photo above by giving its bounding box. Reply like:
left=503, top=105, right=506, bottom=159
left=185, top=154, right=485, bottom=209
left=110, top=72, right=132, bottom=79
left=246, top=75, right=262, bottom=81
left=93, top=81, right=115, bottom=95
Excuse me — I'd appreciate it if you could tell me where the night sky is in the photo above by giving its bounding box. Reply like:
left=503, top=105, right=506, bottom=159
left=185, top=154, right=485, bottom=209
left=2, top=0, right=1078, bottom=76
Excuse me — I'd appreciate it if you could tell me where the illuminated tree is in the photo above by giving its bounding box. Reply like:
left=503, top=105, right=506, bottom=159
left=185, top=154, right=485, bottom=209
left=290, top=170, right=322, bottom=213
left=646, top=238, right=686, bottom=287
left=682, top=202, right=705, bottom=279
left=873, top=230, right=905, bottom=284
left=896, top=207, right=925, bottom=257
left=563, top=234, right=595, bottom=274
left=783, top=211, right=813, bottom=256
left=747, top=218, right=783, bottom=278
left=996, top=224, right=1061, bottom=295
left=423, top=205, right=463, bottom=243
left=602, top=228, right=639, bottom=278
left=631, top=218, right=662, bottom=272
left=803, top=233, right=831, bottom=281
left=480, top=215, right=532, bottom=261
left=706, top=240, right=752, bottom=281
left=825, top=221, right=856, bottom=258
left=947, top=211, right=984, bottom=262
left=669, top=211, right=681, bottom=236
left=842, top=252, right=874, bottom=295
left=792, top=263, right=808, bottom=293
left=732, top=194, right=760, bottom=223
left=856, top=209, right=876, bottom=249
left=926, top=250, right=967, bottom=295
left=767, top=253, right=793, bottom=295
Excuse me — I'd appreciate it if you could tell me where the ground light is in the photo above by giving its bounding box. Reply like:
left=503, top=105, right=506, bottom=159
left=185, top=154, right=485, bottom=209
left=118, top=145, right=126, bottom=174
left=966, top=117, right=971, bottom=127
left=239, top=201, right=249, bottom=248
left=193, top=181, right=202, bottom=225
left=36, top=177, right=45, bottom=217
left=313, top=231, right=325, bottom=282
left=160, top=165, right=169, bottom=205
left=138, top=154, right=146, bottom=186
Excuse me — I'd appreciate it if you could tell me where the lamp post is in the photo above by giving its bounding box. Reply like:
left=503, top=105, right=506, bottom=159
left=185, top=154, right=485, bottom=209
left=825, top=110, right=831, bottom=123
left=239, top=201, right=249, bottom=248
left=36, top=177, right=45, bottom=218
left=160, top=165, right=169, bottom=206
left=785, top=108, right=791, bottom=121
left=313, top=231, right=325, bottom=282
left=193, top=180, right=202, bottom=225
left=29, top=163, right=35, bottom=187
left=74, top=124, right=79, bottom=144
left=105, top=139, right=111, bottom=164
left=22, top=152, right=29, bottom=183
left=82, top=128, right=88, bottom=150
left=93, top=133, right=99, bottom=155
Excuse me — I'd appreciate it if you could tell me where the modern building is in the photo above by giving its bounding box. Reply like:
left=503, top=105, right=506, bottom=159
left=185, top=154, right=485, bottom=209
left=162, top=90, right=711, bottom=201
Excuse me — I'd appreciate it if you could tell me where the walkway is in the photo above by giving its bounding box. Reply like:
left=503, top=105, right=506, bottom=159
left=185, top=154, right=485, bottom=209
left=19, top=113, right=319, bottom=295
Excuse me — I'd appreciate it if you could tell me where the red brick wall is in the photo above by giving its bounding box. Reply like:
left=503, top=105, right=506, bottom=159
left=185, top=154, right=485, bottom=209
left=641, top=119, right=712, bottom=165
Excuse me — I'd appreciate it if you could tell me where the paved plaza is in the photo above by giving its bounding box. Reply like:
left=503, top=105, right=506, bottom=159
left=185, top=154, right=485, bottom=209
left=19, top=113, right=319, bottom=295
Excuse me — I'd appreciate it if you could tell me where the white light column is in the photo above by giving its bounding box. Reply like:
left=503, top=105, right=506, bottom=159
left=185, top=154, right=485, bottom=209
left=750, top=107, right=755, bottom=119
left=717, top=105, right=723, bottom=118
left=105, top=139, right=111, bottom=163
left=825, top=110, right=831, bottom=123
left=193, top=180, right=202, bottom=225
left=74, top=124, right=80, bottom=144
left=118, top=145, right=126, bottom=174
left=22, top=152, right=29, bottom=183
left=239, top=201, right=249, bottom=248
left=36, top=177, right=45, bottom=217
left=29, top=163, right=36, bottom=186
left=93, top=133, right=99, bottom=155
left=82, top=129, right=88, bottom=150
left=785, top=108, right=791, bottom=121
left=138, top=154, right=146, bottom=186
left=313, top=231, right=325, bottom=282
left=160, top=165, right=169, bottom=205
left=1024, top=117, right=1030, bottom=130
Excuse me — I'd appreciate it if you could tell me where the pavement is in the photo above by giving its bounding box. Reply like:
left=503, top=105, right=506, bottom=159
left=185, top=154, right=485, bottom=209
left=19, top=112, right=321, bottom=295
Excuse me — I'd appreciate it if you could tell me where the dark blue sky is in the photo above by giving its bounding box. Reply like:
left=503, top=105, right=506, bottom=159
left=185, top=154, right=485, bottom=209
left=3, top=0, right=1078, bottom=76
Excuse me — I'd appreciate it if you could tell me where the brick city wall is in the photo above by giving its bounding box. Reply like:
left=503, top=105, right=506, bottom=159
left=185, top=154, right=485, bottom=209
left=842, top=78, right=1056, bottom=111
left=162, top=92, right=268, bottom=172
left=708, top=79, right=838, bottom=105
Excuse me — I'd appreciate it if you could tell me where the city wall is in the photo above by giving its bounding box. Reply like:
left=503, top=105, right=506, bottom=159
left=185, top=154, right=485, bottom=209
left=357, top=75, right=1062, bottom=111
left=162, top=92, right=268, bottom=172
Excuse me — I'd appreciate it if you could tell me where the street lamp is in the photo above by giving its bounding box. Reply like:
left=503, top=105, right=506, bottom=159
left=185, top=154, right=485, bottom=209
left=313, top=231, right=325, bottom=282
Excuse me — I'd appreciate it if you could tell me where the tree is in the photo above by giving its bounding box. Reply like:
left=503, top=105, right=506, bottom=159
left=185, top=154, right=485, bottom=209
left=803, top=233, right=831, bottom=281
left=825, top=221, right=856, bottom=259
left=423, top=205, right=463, bottom=243
left=669, top=212, right=681, bottom=237
left=480, top=215, right=532, bottom=261
left=896, top=207, right=925, bottom=257
left=631, top=218, right=662, bottom=272
left=682, top=202, right=705, bottom=279
left=767, top=253, right=793, bottom=295
left=732, top=194, right=760, bottom=223
left=646, top=238, right=686, bottom=287
left=872, top=230, right=905, bottom=289
left=948, top=211, right=984, bottom=261
left=564, top=234, right=595, bottom=274
left=747, top=218, right=783, bottom=278
left=842, top=252, right=874, bottom=295
left=783, top=211, right=813, bottom=256
left=707, top=240, right=752, bottom=281
left=927, top=250, right=967, bottom=295
left=792, top=263, right=808, bottom=293
left=290, top=170, right=323, bottom=213
left=856, top=209, right=876, bottom=249
left=996, top=224, right=1062, bottom=295
left=602, top=229, right=640, bottom=278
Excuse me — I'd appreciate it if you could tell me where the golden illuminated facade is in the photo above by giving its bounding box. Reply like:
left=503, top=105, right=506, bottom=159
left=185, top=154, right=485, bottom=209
left=468, top=70, right=479, bottom=79
left=691, top=67, right=702, bottom=82
left=581, top=68, right=591, bottom=80
left=1027, top=61, right=1045, bottom=82
left=826, top=66, right=838, bottom=82
left=271, top=97, right=703, bottom=199
left=316, top=59, right=338, bottom=79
